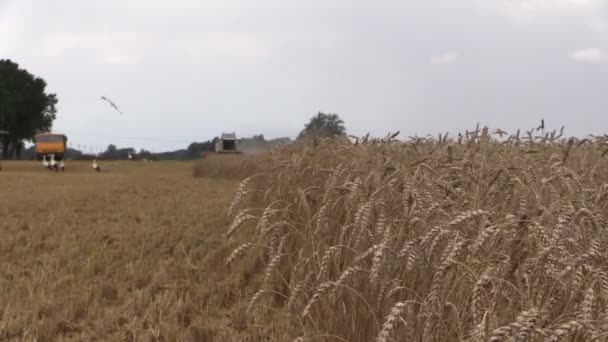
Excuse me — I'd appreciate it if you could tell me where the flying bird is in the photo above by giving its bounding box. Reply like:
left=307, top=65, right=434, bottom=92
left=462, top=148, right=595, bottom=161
left=494, top=129, right=508, bottom=137
left=100, top=96, right=123, bottom=115
left=537, top=119, right=545, bottom=131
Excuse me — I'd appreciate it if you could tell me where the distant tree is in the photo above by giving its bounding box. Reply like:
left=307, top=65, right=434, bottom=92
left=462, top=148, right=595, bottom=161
left=186, top=140, right=216, bottom=157
left=107, top=144, right=117, bottom=154
left=100, top=144, right=136, bottom=160
left=138, top=148, right=154, bottom=160
left=252, top=134, right=265, bottom=142
left=65, top=147, right=84, bottom=160
left=297, top=112, right=346, bottom=140
left=0, top=59, right=57, bottom=159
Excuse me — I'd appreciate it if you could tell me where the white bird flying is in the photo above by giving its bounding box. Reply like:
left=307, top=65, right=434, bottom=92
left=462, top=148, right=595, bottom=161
left=100, top=96, right=123, bottom=115
left=92, top=160, right=101, bottom=172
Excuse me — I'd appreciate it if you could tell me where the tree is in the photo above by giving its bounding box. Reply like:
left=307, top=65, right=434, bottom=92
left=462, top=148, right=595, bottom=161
left=100, top=144, right=136, bottom=160
left=297, top=112, right=346, bottom=140
left=0, top=60, right=57, bottom=159
left=186, top=139, right=216, bottom=158
left=252, top=134, right=265, bottom=142
left=107, top=144, right=117, bottom=154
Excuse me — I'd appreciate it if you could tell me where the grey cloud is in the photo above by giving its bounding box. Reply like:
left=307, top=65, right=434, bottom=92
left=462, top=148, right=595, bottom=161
left=0, top=0, right=606, bottom=151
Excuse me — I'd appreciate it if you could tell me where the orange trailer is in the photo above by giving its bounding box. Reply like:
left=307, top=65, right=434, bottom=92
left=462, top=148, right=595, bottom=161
left=35, top=133, right=67, bottom=160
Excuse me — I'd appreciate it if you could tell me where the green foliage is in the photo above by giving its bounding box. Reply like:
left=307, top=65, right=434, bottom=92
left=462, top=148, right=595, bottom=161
left=0, top=59, right=57, bottom=159
left=106, top=144, right=118, bottom=154
left=187, top=139, right=217, bottom=157
left=297, top=112, right=346, bottom=140
left=99, top=144, right=138, bottom=160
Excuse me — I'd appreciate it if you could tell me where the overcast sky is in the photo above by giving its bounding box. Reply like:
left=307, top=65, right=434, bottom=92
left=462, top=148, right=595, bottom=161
left=1, top=0, right=607, bottom=152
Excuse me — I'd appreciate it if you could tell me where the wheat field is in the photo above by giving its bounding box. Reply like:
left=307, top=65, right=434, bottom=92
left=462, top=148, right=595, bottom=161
left=0, top=160, right=267, bottom=341
left=3, top=127, right=608, bottom=342
left=226, top=128, right=608, bottom=342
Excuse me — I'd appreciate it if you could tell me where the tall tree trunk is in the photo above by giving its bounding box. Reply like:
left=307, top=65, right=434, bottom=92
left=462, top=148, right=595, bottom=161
left=1, top=137, right=10, bottom=159
left=7, top=142, right=14, bottom=160
left=15, top=141, right=22, bottom=160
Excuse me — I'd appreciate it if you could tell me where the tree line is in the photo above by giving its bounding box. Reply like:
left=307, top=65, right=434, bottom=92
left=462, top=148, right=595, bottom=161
left=1, top=59, right=347, bottom=160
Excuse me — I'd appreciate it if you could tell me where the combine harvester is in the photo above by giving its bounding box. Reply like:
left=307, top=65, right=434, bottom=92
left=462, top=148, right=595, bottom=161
left=202, top=132, right=243, bottom=158
left=35, top=133, right=67, bottom=171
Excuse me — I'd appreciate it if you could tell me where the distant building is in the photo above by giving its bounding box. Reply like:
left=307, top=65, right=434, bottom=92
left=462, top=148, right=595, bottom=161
left=215, top=132, right=239, bottom=153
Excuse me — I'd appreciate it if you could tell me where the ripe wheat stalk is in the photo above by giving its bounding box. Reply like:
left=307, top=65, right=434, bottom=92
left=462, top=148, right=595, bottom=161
left=224, top=127, right=608, bottom=342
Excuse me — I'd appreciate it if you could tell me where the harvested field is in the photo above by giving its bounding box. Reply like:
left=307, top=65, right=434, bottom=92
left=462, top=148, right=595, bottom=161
left=0, top=161, right=272, bottom=341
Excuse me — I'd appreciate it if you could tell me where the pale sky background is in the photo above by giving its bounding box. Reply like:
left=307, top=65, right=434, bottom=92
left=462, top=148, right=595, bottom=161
left=1, top=0, right=607, bottom=152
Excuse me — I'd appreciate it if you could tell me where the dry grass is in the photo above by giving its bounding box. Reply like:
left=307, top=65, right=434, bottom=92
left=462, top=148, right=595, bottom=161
left=4, top=126, right=608, bottom=341
left=225, top=128, right=608, bottom=341
left=192, top=154, right=261, bottom=180
left=0, top=160, right=285, bottom=341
